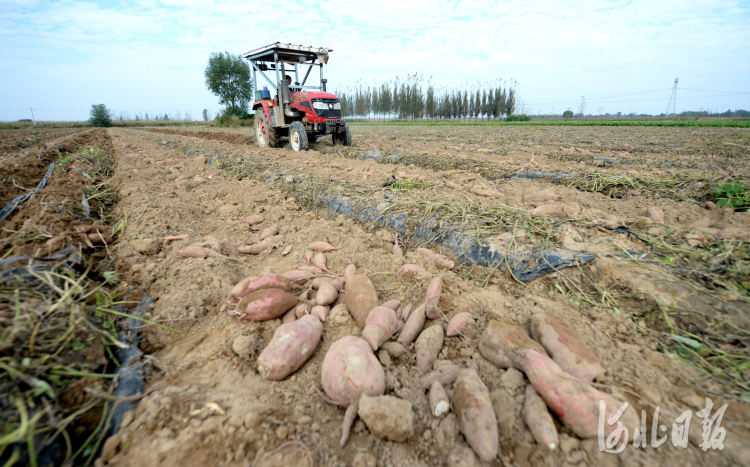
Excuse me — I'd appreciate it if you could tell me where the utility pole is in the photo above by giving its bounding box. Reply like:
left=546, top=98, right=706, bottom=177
left=665, top=77, right=679, bottom=117
left=30, top=107, right=36, bottom=126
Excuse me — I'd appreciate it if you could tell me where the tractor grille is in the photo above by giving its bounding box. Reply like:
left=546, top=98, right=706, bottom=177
left=312, top=98, right=341, bottom=118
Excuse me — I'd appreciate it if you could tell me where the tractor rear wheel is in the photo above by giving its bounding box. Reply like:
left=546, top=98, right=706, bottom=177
left=255, top=109, right=278, bottom=148
left=289, top=121, right=308, bottom=152
left=332, top=122, right=352, bottom=146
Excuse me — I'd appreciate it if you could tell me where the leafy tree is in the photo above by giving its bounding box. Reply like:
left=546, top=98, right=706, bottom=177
left=202, top=109, right=209, bottom=121
left=563, top=110, right=574, bottom=119
left=204, top=51, right=253, bottom=117
left=89, top=104, right=112, bottom=127
left=504, top=88, right=516, bottom=117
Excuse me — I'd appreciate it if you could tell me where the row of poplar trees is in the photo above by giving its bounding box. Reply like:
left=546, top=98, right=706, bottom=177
left=334, top=75, right=517, bottom=121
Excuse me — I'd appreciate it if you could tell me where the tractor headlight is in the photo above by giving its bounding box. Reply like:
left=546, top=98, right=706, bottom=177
left=312, top=102, right=328, bottom=110
left=333, top=103, right=341, bottom=109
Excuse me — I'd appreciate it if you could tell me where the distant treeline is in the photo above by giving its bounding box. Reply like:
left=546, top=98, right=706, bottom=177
left=334, top=75, right=517, bottom=121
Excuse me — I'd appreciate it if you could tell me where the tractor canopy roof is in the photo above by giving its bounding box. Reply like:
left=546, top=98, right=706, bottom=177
left=242, top=43, right=332, bottom=65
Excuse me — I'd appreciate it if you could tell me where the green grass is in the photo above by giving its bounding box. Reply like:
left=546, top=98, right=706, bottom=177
left=349, top=119, right=750, bottom=128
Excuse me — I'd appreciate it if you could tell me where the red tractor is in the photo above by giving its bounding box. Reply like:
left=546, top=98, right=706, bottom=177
left=243, top=42, right=352, bottom=152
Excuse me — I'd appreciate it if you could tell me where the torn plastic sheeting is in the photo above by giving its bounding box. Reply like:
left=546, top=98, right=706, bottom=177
left=110, top=294, right=154, bottom=436
left=509, top=171, right=574, bottom=181
left=0, top=163, right=55, bottom=222
left=322, top=194, right=595, bottom=280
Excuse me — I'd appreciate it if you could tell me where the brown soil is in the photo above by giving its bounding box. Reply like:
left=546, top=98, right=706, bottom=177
left=3, top=124, right=750, bottom=466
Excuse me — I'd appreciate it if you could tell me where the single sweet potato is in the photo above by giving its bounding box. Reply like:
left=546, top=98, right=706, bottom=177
left=453, top=368, right=499, bottom=462
left=88, top=232, right=114, bottom=244
left=242, top=214, right=264, bottom=225
left=401, top=302, right=413, bottom=321
left=260, top=225, right=279, bottom=240
left=417, top=248, right=455, bottom=269
left=530, top=314, right=601, bottom=381
left=316, top=282, right=339, bottom=306
left=524, top=349, right=639, bottom=440
left=298, top=265, right=324, bottom=274
left=281, top=308, right=296, bottom=324
left=397, top=304, right=425, bottom=347
left=523, top=385, right=558, bottom=450
left=429, top=380, right=450, bottom=417
left=236, top=243, right=273, bottom=254
left=380, top=341, right=407, bottom=358
left=321, top=336, right=385, bottom=446
left=478, top=320, right=546, bottom=371
left=311, top=305, right=329, bottom=322
left=282, top=269, right=316, bottom=285
left=343, top=263, right=357, bottom=281
left=264, top=234, right=284, bottom=244
left=305, top=250, right=313, bottom=264
left=392, top=243, right=403, bottom=257
left=415, top=324, right=445, bottom=374
left=420, top=362, right=460, bottom=389
left=381, top=299, right=401, bottom=311
left=309, top=241, right=341, bottom=252
left=424, top=274, right=443, bottom=319
left=446, top=312, right=475, bottom=337
left=230, top=273, right=295, bottom=301
left=313, top=253, right=332, bottom=273
left=344, top=274, right=378, bottom=327
left=362, top=306, right=399, bottom=350
left=257, top=314, right=322, bottom=380
left=295, top=302, right=310, bottom=319
left=234, top=289, right=298, bottom=321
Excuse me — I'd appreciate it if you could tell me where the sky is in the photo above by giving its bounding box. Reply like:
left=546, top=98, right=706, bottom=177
left=1, top=0, right=749, bottom=121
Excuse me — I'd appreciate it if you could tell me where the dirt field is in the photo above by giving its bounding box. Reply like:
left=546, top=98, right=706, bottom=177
left=2, top=123, right=750, bottom=466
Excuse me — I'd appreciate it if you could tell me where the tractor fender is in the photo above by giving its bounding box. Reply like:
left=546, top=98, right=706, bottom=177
left=253, top=101, right=273, bottom=124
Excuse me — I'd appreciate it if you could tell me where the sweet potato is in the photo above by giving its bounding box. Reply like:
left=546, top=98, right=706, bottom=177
left=234, top=289, right=298, bottom=321
left=397, top=304, right=425, bottom=347
left=446, top=312, right=475, bottom=337
left=523, top=385, right=558, bottom=450
left=344, top=274, right=378, bottom=327
left=420, top=362, right=460, bottom=389
left=453, top=368, right=499, bottom=462
left=415, top=324, right=444, bottom=374
left=282, top=269, right=315, bottom=285
left=313, top=253, right=332, bottom=273
left=321, top=336, right=386, bottom=446
left=179, top=246, right=224, bottom=258
left=311, top=305, right=329, bottom=321
left=198, top=236, right=220, bottom=251
left=295, top=302, right=310, bottom=319
left=424, top=274, right=443, bottom=319
left=236, top=243, right=273, bottom=254
left=281, top=308, right=296, bottom=324
left=429, top=380, right=450, bottom=417
left=310, top=277, right=333, bottom=290
left=88, top=232, right=114, bottom=244
left=260, top=225, right=279, bottom=240
left=298, top=265, right=323, bottom=274
left=392, top=243, right=403, bottom=257
left=647, top=207, right=664, bottom=223
left=530, top=202, right=581, bottom=219
left=401, top=302, right=413, bottom=321
left=316, top=282, right=339, bottom=306
left=524, top=349, right=639, bottom=439
left=362, top=306, right=399, bottom=350
left=230, top=273, right=295, bottom=301
left=305, top=250, right=313, bottom=264
left=478, top=320, right=546, bottom=371
left=257, top=314, right=322, bottom=380
left=335, top=292, right=346, bottom=305
left=380, top=341, right=407, bottom=358
left=343, top=264, right=357, bottom=281
left=397, top=264, right=424, bottom=275
left=530, top=314, right=601, bottom=381
left=417, top=248, right=455, bottom=269
left=242, top=214, right=264, bottom=225
left=264, top=235, right=284, bottom=244
left=381, top=299, right=401, bottom=311
left=309, top=241, right=341, bottom=252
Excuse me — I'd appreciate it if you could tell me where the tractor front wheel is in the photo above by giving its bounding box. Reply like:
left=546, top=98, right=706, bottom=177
left=332, top=123, right=352, bottom=146
left=289, top=121, right=309, bottom=152
left=255, top=109, right=279, bottom=148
